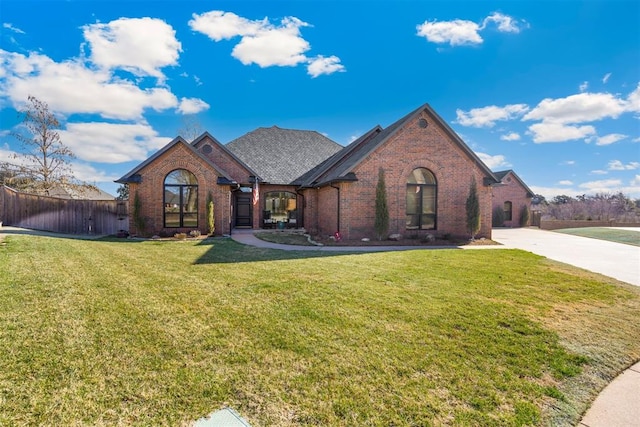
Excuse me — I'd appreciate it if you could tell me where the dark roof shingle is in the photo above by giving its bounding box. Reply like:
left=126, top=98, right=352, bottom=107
left=225, top=126, right=343, bottom=184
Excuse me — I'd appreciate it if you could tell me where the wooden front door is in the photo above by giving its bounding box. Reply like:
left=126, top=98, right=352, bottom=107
left=235, top=193, right=252, bottom=227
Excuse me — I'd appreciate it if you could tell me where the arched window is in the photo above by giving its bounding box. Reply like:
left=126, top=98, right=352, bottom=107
left=406, top=168, right=437, bottom=230
left=503, top=201, right=513, bottom=221
left=164, top=169, right=198, bottom=228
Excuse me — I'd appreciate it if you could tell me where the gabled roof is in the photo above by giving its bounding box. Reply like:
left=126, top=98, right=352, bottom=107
left=225, top=126, right=343, bottom=184
left=115, top=136, right=235, bottom=185
left=297, top=103, right=499, bottom=188
left=191, top=131, right=261, bottom=179
left=493, top=169, right=535, bottom=197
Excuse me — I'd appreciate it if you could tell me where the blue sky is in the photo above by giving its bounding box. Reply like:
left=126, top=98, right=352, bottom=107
left=1, top=0, right=638, bottom=198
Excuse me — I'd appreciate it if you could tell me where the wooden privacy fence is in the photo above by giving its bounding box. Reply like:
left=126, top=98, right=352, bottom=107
left=0, top=185, right=128, bottom=235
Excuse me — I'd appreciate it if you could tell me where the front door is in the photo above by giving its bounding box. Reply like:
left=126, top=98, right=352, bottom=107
left=235, top=193, right=252, bottom=227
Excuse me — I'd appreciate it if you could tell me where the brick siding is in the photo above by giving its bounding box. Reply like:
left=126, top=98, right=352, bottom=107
left=492, top=173, right=532, bottom=227
left=127, top=142, right=232, bottom=236
left=312, top=110, right=494, bottom=240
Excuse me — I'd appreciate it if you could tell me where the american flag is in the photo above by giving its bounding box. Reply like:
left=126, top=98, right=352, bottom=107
left=253, top=179, right=259, bottom=205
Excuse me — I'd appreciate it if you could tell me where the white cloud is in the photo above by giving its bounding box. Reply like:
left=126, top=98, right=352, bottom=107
left=523, top=92, right=627, bottom=124
left=188, top=11, right=265, bottom=41
left=177, top=97, right=210, bottom=115
left=0, top=49, right=206, bottom=120
left=557, top=180, right=573, bottom=185
left=307, top=55, right=345, bottom=78
left=579, top=81, right=588, bottom=92
left=189, top=11, right=343, bottom=75
left=417, top=12, right=526, bottom=47
left=3, top=23, right=25, bottom=34
left=58, top=122, right=172, bottom=163
left=591, top=170, right=608, bottom=175
left=561, top=160, right=576, bottom=166
left=500, top=132, right=521, bottom=141
left=631, top=175, right=640, bottom=187
left=527, top=122, right=596, bottom=143
left=596, top=133, right=626, bottom=146
left=602, top=72, right=611, bottom=84
left=456, top=104, right=529, bottom=127
left=608, top=160, right=640, bottom=171
left=579, top=179, right=623, bottom=191
left=71, top=161, right=120, bottom=184
left=476, top=152, right=510, bottom=169
left=417, top=19, right=483, bottom=46
left=232, top=17, right=310, bottom=67
left=529, top=185, right=583, bottom=199
left=626, top=83, right=640, bottom=113
left=481, top=12, right=526, bottom=33
left=82, top=17, right=181, bottom=80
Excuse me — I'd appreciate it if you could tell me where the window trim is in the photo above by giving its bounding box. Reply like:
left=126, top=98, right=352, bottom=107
left=164, top=169, right=198, bottom=228
left=406, top=168, right=437, bottom=231
left=504, top=201, right=513, bottom=221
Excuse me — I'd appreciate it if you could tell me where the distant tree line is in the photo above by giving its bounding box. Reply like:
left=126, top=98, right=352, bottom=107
left=533, top=192, right=640, bottom=222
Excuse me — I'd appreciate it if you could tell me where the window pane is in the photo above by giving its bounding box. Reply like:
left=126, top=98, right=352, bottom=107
left=183, top=187, right=198, bottom=213
left=406, top=214, right=419, bottom=229
left=420, top=214, right=435, bottom=230
left=165, top=213, right=180, bottom=228
left=165, top=169, right=197, bottom=185
left=406, top=185, right=419, bottom=214
left=408, top=168, right=435, bottom=184
left=264, top=191, right=296, bottom=221
left=183, top=213, right=198, bottom=227
left=422, top=186, right=436, bottom=214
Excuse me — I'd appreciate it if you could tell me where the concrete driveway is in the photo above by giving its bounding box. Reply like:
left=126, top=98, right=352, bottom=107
left=491, top=227, right=640, bottom=286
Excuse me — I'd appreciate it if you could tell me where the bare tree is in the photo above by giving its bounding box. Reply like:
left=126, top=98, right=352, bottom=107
left=11, top=96, right=77, bottom=195
left=177, top=116, right=205, bottom=142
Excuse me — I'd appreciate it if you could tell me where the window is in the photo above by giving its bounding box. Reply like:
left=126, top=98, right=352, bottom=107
left=406, top=168, right=437, bottom=230
left=164, top=169, right=198, bottom=228
left=264, top=191, right=297, bottom=222
left=504, top=201, right=513, bottom=221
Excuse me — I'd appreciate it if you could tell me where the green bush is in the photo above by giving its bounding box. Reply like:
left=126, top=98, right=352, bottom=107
left=520, top=205, right=530, bottom=227
left=493, top=206, right=506, bottom=227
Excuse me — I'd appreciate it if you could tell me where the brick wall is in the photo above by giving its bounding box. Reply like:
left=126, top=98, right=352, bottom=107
left=194, top=136, right=253, bottom=184
left=127, top=142, right=232, bottom=236
left=314, top=110, right=494, bottom=240
left=492, top=174, right=532, bottom=227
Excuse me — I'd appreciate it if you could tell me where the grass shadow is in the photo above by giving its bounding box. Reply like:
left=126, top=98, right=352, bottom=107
left=193, top=237, right=384, bottom=264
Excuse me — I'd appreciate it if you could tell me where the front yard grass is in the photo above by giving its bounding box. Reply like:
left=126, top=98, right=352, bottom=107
left=0, top=235, right=639, bottom=426
left=554, top=227, right=640, bottom=247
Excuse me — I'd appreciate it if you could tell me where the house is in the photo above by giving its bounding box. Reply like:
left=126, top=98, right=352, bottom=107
left=491, top=170, right=534, bottom=227
left=116, top=103, right=501, bottom=239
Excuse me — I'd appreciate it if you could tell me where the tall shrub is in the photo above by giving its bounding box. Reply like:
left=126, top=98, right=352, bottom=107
left=374, top=168, right=389, bottom=240
left=492, top=206, right=505, bottom=227
left=466, top=177, right=481, bottom=239
left=519, top=204, right=530, bottom=227
left=132, top=191, right=146, bottom=235
left=207, top=192, right=215, bottom=235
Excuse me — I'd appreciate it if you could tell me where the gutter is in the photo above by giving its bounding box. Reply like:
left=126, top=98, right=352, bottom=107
left=330, top=182, right=340, bottom=233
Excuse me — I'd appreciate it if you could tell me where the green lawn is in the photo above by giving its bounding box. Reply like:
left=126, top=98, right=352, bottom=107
left=554, top=227, right=640, bottom=247
left=1, top=236, right=639, bottom=426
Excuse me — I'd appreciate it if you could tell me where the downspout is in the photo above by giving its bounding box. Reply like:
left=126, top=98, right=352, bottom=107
left=330, top=182, right=340, bottom=233
left=295, top=188, right=305, bottom=229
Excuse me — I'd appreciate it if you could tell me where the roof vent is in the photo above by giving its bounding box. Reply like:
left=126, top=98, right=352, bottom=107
left=202, top=144, right=213, bottom=154
left=418, top=118, right=428, bottom=128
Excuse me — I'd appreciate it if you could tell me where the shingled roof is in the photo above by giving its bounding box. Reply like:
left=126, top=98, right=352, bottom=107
left=296, top=103, right=499, bottom=188
left=225, top=126, right=343, bottom=184
left=493, top=169, right=535, bottom=197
